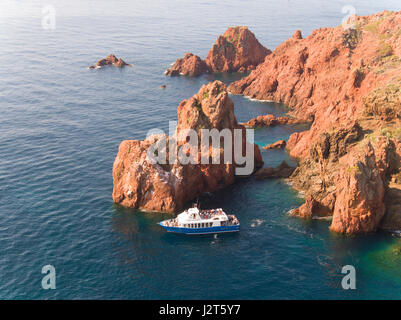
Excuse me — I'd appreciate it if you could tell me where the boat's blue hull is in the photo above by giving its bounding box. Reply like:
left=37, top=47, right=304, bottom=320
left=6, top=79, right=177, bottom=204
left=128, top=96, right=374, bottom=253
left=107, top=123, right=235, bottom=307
left=159, top=223, right=240, bottom=235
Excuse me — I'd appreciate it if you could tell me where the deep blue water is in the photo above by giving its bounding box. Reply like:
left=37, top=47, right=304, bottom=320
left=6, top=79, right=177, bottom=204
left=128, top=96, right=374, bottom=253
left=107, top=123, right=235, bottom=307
left=1, top=0, right=401, bottom=299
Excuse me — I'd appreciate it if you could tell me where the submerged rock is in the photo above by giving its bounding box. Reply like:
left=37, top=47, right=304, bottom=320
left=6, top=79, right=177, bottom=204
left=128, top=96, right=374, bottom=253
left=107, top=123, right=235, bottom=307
left=112, top=81, right=263, bottom=212
left=89, top=54, right=132, bottom=69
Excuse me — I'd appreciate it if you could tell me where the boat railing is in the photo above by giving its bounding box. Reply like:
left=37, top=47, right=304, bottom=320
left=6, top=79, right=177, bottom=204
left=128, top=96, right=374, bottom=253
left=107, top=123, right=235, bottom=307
left=163, top=218, right=179, bottom=227
left=162, top=211, right=238, bottom=227
left=199, top=209, right=224, bottom=220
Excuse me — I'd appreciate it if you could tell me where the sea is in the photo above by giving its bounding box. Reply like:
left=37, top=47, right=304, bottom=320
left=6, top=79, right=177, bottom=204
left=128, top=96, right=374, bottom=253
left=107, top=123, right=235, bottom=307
left=0, top=0, right=400, bottom=299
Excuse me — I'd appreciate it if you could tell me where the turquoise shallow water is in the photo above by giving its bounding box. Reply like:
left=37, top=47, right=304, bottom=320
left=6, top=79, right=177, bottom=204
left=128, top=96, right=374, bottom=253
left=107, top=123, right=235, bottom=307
left=1, top=0, right=401, bottom=299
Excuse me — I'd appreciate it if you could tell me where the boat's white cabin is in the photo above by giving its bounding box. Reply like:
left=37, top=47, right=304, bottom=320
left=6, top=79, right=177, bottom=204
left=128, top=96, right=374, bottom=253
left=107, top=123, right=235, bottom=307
left=161, top=207, right=239, bottom=228
left=177, top=207, right=228, bottom=224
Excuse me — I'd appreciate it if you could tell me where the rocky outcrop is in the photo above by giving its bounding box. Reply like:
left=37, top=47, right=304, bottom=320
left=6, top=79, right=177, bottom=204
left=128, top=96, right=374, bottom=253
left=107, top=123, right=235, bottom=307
left=243, top=114, right=307, bottom=127
left=289, top=195, right=332, bottom=219
left=227, top=11, right=401, bottom=233
left=89, top=54, right=131, bottom=69
left=330, top=142, right=386, bottom=233
left=112, top=81, right=263, bottom=212
left=307, top=122, right=363, bottom=163
left=254, top=161, right=295, bottom=179
left=380, top=182, right=401, bottom=231
left=228, top=11, right=401, bottom=159
left=288, top=122, right=362, bottom=200
left=289, top=119, right=400, bottom=233
left=165, top=53, right=208, bottom=77
left=364, top=82, right=401, bottom=121
left=205, top=26, right=271, bottom=73
left=264, top=140, right=286, bottom=150
left=166, top=26, right=270, bottom=76
left=330, top=136, right=399, bottom=233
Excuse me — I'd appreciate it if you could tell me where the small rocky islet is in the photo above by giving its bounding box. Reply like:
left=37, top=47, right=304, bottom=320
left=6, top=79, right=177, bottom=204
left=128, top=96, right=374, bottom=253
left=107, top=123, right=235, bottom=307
left=89, top=54, right=132, bottom=69
left=113, top=11, right=401, bottom=235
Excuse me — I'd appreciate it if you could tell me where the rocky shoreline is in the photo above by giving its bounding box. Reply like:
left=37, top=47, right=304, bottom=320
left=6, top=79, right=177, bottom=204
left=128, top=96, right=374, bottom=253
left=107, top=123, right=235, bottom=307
left=113, top=10, right=401, bottom=234
left=242, top=114, right=309, bottom=128
left=228, top=10, right=401, bottom=234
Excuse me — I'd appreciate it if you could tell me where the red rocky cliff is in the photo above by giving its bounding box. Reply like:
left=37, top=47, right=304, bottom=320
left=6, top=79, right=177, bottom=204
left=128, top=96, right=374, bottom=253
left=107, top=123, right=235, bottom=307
left=229, top=11, right=401, bottom=233
left=205, top=26, right=271, bottom=73
left=112, top=81, right=263, bottom=212
left=243, top=114, right=306, bottom=127
left=166, top=26, right=270, bottom=76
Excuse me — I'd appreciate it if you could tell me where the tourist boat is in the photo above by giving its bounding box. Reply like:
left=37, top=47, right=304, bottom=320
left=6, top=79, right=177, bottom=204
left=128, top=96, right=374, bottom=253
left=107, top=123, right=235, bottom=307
left=159, top=205, right=240, bottom=235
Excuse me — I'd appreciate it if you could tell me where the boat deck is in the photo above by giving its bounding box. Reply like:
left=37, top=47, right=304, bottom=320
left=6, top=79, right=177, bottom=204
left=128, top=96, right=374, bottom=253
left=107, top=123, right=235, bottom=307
left=159, top=206, right=239, bottom=233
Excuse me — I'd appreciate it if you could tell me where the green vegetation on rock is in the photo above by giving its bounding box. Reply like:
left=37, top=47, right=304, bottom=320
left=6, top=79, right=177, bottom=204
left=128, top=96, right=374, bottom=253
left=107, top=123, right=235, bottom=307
left=378, top=41, right=393, bottom=58
left=364, top=81, right=401, bottom=120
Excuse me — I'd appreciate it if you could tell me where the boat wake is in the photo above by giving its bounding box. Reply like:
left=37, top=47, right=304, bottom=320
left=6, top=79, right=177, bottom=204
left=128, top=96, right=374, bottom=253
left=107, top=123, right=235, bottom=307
left=250, top=219, right=264, bottom=228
